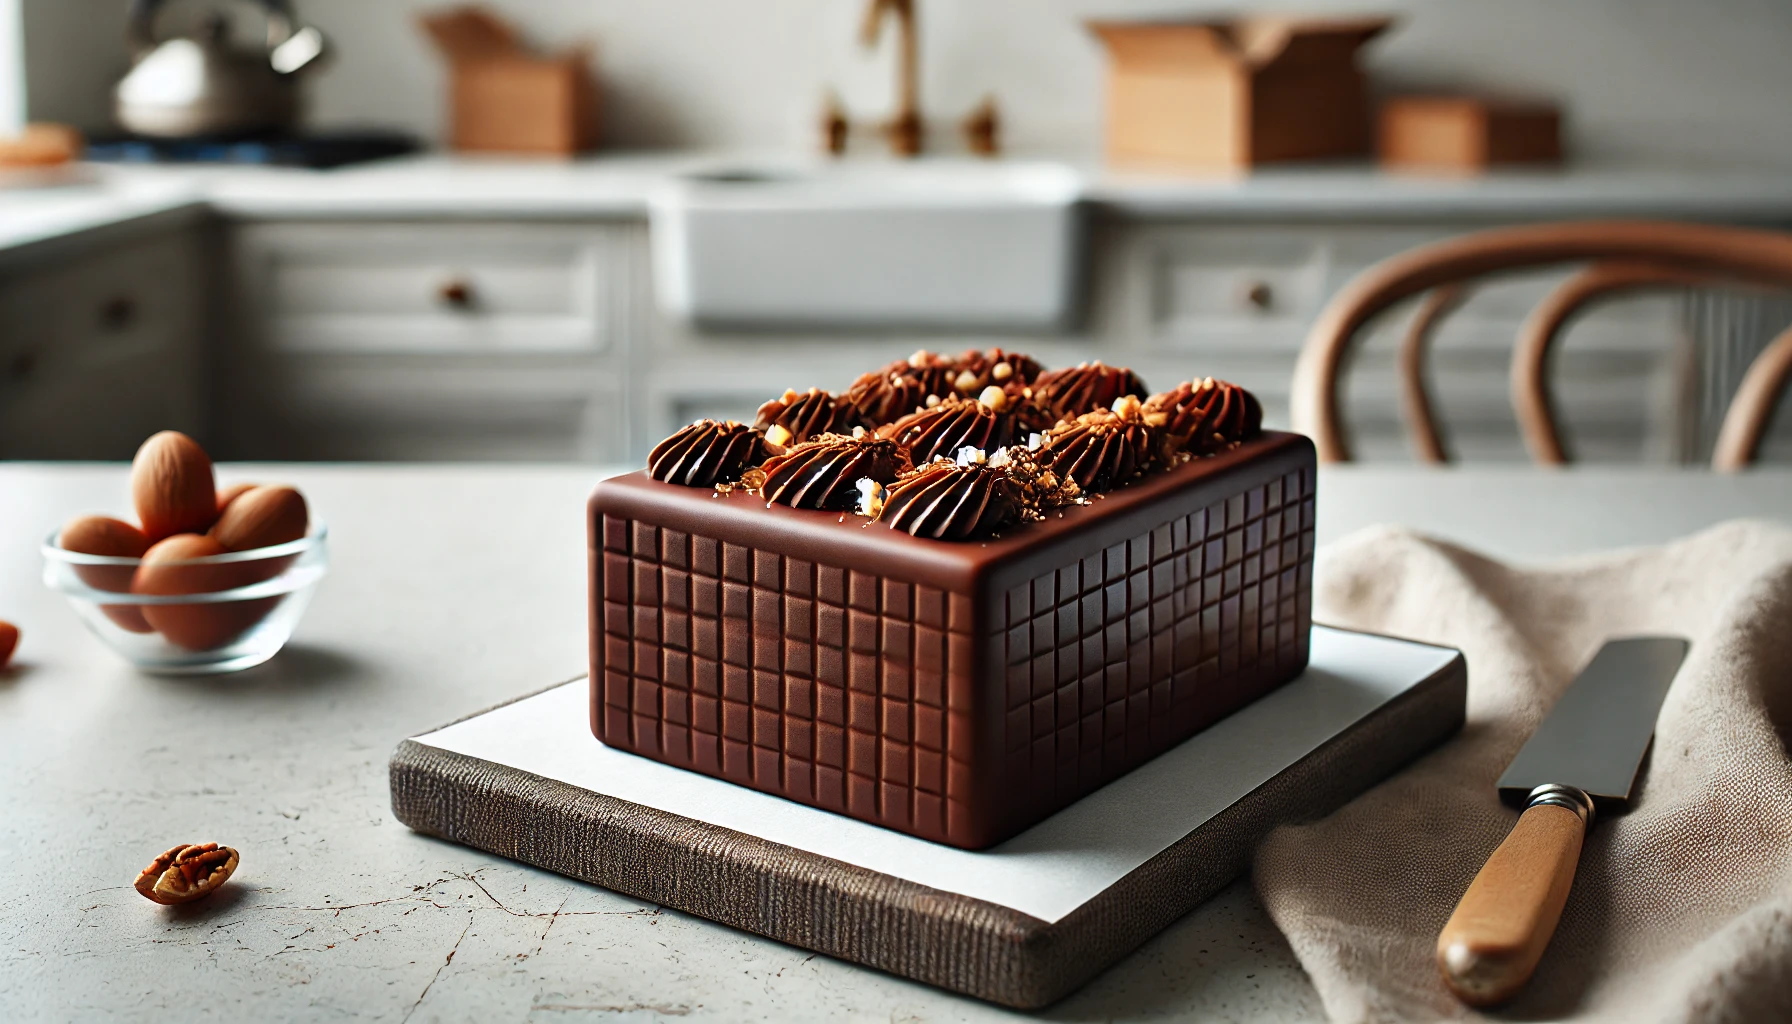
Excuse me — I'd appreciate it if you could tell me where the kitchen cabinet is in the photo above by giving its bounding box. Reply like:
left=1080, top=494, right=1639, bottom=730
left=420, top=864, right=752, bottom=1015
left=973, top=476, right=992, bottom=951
left=0, top=224, right=206, bottom=460
left=218, top=220, right=637, bottom=461
left=16, top=162, right=1778, bottom=466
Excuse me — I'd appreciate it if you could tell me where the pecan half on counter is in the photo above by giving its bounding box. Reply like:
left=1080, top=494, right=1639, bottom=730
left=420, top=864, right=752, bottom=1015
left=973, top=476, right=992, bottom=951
left=134, top=842, right=240, bottom=905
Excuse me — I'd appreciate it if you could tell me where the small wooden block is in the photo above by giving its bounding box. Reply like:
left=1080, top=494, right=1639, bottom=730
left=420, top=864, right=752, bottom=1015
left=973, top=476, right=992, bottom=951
left=1379, top=97, right=1562, bottom=173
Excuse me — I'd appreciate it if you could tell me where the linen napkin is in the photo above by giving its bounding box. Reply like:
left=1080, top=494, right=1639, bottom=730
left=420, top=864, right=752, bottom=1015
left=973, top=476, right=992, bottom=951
left=1254, top=519, right=1792, bottom=1023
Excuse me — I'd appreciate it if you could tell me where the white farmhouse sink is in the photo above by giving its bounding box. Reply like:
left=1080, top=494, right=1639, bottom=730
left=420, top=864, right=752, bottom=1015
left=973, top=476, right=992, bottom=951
left=650, top=160, right=1085, bottom=331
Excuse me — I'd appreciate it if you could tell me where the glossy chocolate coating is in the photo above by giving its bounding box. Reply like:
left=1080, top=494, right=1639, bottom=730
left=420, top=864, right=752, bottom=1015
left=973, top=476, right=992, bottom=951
left=589, top=431, right=1317, bottom=848
left=1039, top=408, right=1153, bottom=493
left=845, top=353, right=958, bottom=426
left=647, top=420, right=766, bottom=487
left=1031, top=361, right=1148, bottom=420
left=759, top=434, right=908, bottom=510
left=755, top=388, right=859, bottom=446
left=1145, top=378, right=1264, bottom=456
left=882, top=397, right=1013, bottom=465
left=950, top=347, right=1044, bottom=392
left=882, top=462, right=1024, bottom=541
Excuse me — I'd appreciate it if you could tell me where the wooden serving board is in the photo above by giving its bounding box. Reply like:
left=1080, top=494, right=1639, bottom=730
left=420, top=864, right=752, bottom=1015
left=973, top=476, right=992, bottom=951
left=389, top=626, right=1464, bottom=1009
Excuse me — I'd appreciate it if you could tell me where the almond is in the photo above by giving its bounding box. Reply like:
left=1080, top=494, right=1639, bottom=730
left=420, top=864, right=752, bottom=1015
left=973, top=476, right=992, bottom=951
left=131, top=432, right=217, bottom=542
left=209, top=486, right=308, bottom=552
left=216, top=483, right=258, bottom=515
left=133, top=535, right=276, bottom=651
left=59, top=515, right=154, bottom=633
left=0, top=620, right=17, bottom=670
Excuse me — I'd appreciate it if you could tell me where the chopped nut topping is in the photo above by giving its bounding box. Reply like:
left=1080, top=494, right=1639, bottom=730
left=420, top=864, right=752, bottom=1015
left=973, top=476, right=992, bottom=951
left=925, top=393, right=941, bottom=408
left=954, top=369, right=980, bottom=392
left=909, top=349, right=931, bottom=368
left=855, top=477, right=886, bottom=518
left=851, top=425, right=867, bottom=439
left=764, top=424, right=793, bottom=447
left=1112, top=394, right=1143, bottom=418
left=978, top=385, right=1009, bottom=411
left=992, top=361, right=1013, bottom=381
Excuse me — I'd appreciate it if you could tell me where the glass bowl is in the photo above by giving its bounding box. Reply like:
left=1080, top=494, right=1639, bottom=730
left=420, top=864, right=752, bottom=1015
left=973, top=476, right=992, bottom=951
left=42, top=525, right=329, bottom=675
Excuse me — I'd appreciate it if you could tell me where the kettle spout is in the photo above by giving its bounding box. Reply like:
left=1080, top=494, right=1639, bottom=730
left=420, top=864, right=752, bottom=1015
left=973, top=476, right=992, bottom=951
left=270, top=25, right=328, bottom=75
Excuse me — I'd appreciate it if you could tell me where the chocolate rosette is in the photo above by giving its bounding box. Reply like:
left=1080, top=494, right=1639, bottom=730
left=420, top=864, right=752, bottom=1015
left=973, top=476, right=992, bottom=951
left=648, top=419, right=767, bottom=487
left=1001, top=384, right=1060, bottom=436
left=882, top=462, right=1024, bottom=541
left=882, top=394, right=1015, bottom=465
left=948, top=347, right=1044, bottom=394
left=1038, top=406, right=1152, bottom=493
left=754, top=387, right=858, bottom=446
left=759, top=433, right=910, bottom=510
left=1143, top=377, right=1263, bottom=456
left=1030, top=361, right=1148, bottom=420
left=844, top=351, right=958, bottom=425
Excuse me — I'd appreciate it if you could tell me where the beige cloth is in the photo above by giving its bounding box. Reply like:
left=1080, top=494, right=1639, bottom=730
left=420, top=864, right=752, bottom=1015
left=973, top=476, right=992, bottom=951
left=1254, top=520, right=1792, bottom=1023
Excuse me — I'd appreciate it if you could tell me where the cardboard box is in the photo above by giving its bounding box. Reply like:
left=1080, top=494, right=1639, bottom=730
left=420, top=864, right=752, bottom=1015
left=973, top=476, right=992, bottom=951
left=422, top=6, right=600, bottom=156
left=1087, top=17, right=1391, bottom=172
left=1379, top=97, right=1562, bottom=172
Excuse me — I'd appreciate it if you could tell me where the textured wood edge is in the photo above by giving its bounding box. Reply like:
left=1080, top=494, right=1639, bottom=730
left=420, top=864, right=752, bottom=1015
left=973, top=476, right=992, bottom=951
left=389, top=641, right=1466, bottom=1009
left=390, top=738, right=1043, bottom=1002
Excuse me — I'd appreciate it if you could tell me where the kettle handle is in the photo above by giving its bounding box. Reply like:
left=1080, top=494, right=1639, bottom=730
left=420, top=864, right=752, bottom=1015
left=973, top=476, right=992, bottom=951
left=126, top=0, right=302, bottom=56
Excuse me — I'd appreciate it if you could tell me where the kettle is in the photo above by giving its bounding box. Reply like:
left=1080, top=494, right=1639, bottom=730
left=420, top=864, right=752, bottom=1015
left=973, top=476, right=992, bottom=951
left=114, top=0, right=329, bottom=139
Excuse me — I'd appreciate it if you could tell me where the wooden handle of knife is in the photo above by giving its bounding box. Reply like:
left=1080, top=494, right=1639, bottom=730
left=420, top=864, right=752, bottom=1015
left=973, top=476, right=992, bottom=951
left=1437, top=801, right=1588, bottom=1006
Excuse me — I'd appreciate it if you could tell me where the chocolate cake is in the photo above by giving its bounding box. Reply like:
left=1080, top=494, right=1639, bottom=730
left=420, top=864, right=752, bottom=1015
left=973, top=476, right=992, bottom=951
left=590, top=350, right=1315, bottom=849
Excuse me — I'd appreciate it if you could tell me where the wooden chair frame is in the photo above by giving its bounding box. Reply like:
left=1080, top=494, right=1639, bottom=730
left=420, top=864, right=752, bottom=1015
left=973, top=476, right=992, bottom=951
left=1293, top=220, right=1792, bottom=468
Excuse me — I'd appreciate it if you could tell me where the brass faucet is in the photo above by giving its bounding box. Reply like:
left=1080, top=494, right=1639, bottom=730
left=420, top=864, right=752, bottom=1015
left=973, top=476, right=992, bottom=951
left=860, top=0, right=921, bottom=156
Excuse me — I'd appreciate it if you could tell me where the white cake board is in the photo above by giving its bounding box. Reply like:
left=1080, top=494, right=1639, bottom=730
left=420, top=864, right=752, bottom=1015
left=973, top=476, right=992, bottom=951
left=413, top=625, right=1457, bottom=924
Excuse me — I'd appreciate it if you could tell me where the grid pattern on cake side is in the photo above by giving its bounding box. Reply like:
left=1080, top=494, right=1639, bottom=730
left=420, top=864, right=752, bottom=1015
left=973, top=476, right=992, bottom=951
left=991, top=464, right=1316, bottom=828
left=595, top=514, right=981, bottom=845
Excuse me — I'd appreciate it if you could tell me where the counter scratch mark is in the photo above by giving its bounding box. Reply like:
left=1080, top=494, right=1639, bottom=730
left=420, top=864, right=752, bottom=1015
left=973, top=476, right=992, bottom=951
left=401, top=912, right=470, bottom=1024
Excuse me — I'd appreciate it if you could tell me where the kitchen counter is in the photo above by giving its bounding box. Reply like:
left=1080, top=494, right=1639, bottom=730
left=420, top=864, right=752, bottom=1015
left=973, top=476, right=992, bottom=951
left=3, top=461, right=1789, bottom=1021
left=3, top=155, right=1791, bottom=257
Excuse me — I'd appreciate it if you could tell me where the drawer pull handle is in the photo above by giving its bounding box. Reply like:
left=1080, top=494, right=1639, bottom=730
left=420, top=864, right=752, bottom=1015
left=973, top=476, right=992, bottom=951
left=100, top=296, right=139, bottom=331
left=1244, top=281, right=1274, bottom=311
left=6, top=350, right=38, bottom=382
left=438, top=279, right=476, bottom=309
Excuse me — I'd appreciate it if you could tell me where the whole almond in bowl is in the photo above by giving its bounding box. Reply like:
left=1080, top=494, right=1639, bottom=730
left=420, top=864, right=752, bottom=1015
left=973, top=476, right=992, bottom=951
left=131, top=431, right=218, bottom=542
left=210, top=486, right=308, bottom=552
left=0, top=620, right=17, bottom=670
left=216, top=482, right=257, bottom=515
left=132, top=534, right=272, bottom=652
left=57, top=515, right=154, bottom=633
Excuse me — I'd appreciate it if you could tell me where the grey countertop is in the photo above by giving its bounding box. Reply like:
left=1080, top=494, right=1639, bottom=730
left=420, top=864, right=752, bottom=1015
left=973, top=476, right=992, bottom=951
left=3, top=155, right=1791, bottom=260
left=3, top=461, right=1789, bottom=1022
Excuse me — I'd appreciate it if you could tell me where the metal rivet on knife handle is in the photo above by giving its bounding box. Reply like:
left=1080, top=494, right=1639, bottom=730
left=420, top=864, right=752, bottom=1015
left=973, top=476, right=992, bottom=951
left=1435, top=784, right=1594, bottom=1005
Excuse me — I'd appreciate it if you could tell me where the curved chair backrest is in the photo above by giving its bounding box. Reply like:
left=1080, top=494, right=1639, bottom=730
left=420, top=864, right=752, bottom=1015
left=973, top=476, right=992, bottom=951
left=1292, top=220, right=1792, bottom=468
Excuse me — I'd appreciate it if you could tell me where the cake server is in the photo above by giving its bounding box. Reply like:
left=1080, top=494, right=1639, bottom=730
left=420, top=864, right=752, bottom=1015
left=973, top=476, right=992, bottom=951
left=1437, top=635, right=1689, bottom=1006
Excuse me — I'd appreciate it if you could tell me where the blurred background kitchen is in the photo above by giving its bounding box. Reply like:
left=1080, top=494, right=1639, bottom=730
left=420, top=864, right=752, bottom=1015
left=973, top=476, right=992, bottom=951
left=4, top=0, right=1791, bottom=465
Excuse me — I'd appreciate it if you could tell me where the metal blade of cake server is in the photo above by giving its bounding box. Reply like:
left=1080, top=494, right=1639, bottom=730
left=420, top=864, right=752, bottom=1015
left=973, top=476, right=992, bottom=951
left=1495, top=636, right=1689, bottom=812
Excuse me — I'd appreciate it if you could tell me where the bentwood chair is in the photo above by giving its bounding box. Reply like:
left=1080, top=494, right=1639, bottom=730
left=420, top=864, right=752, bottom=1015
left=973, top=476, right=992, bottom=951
left=1291, top=221, right=1792, bottom=470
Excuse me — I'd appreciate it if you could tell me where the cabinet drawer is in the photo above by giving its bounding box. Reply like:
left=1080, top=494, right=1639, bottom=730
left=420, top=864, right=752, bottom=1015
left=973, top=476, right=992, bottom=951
left=0, top=230, right=203, bottom=459
left=1146, top=228, right=1326, bottom=337
left=239, top=223, right=612, bottom=354
left=236, top=358, right=627, bottom=462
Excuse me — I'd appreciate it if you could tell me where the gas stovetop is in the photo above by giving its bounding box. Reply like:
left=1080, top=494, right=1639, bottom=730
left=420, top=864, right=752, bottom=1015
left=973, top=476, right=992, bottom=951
left=86, top=131, right=419, bottom=170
